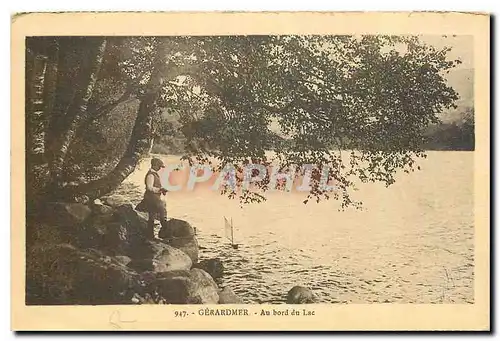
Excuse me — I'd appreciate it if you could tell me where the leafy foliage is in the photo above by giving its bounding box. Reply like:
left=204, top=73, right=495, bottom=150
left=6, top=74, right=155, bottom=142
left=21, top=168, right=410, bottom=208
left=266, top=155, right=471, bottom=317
left=153, top=35, right=461, bottom=207
left=26, top=35, right=463, bottom=207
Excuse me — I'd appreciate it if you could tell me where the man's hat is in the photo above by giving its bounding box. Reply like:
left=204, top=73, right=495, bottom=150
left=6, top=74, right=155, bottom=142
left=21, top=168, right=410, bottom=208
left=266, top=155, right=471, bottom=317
left=151, top=157, right=165, bottom=168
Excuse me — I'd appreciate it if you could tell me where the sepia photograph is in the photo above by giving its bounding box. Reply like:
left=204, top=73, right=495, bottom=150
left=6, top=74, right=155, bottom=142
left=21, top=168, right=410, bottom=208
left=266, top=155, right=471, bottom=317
left=12, top=12, right=490, bottom=331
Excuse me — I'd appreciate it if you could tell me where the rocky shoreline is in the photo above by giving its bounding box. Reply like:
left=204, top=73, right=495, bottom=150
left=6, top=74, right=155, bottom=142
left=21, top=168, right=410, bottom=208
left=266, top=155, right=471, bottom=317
left=26, top=199, right=316, bottom=305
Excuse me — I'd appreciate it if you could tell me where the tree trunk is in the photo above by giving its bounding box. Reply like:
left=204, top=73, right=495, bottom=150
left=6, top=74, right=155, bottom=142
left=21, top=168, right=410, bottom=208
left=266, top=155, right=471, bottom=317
left=41, top=38, right=59, bottom=151
left=26, top=51, right=49, bottom=210
left=26, top=55, right=47, bottom=161
left=60, top=41, right=169, bottom=201
left=49, top=38, right=107, bottom=184
left=149, top=137, right=155, bottom=154
left=46, top=38, right=73, bottom=162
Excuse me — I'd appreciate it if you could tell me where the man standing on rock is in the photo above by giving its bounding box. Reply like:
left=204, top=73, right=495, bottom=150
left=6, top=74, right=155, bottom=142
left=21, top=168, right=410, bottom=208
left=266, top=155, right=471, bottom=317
left=136, top=157, right=172, bottom=240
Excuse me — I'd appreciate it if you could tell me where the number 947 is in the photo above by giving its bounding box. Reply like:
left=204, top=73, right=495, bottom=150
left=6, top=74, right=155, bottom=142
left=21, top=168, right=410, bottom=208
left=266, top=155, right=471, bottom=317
left=174, top=311, right=188, bottom=317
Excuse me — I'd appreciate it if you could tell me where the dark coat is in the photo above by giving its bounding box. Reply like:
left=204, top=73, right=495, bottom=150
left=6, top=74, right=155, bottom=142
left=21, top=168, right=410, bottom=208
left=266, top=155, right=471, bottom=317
left=135, top=170, right=165, bottom=213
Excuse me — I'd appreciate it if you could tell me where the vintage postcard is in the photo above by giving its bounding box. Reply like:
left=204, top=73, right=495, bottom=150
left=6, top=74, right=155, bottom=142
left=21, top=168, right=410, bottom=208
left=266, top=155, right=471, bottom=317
left=11, top=12, right=490, bottom=331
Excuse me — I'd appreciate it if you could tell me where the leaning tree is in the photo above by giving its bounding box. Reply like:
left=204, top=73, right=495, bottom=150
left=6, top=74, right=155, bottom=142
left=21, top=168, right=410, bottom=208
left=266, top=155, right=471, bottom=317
left=25, top=35, right=460, bottom=210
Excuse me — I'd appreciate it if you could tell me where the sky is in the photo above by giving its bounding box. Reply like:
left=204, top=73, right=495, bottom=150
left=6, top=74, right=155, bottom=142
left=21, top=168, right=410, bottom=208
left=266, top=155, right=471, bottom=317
left=419, top=35, right=474, bottom=122
left=419, top=35, right=474, bottom=70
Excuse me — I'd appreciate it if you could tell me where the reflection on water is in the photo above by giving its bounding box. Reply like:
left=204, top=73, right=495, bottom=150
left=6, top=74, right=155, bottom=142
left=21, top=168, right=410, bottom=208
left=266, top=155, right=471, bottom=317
left=109, top=152, right=474, bottom=304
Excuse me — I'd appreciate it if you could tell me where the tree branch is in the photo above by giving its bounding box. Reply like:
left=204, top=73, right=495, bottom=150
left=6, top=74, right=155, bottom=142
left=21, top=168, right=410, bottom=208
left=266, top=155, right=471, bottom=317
left=82, top=89, right=136, bottom=129
left=60, top=40, right=170, bottom=200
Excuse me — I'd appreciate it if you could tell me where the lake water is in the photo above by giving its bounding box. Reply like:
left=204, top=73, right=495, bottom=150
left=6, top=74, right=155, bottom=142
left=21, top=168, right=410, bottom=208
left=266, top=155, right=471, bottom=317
left=109, top=151, right=474, bottom=304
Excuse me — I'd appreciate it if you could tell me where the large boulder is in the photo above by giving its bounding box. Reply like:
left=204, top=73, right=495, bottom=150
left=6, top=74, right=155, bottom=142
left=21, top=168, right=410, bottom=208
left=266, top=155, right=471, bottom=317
left=127, top=240, right=192, bottom=273
left=286, top=286, right=317, bottom=304
left=159, top=219, right=199, bottom=262
left=43, top=202, right=92, bottom=227
left=154, top=268, right=219, bottom=304
left=91, top=201, right=115, bottom=216
left=77, top=212, right=116, bottom=250
left=153, top=245, right=193, bottom=272
left=112, top=204, right=149, bottom=234
left=169, top=237, right=199, bottom=263
left=27, top=203, right=93, bottom=247
left=26, top=243, right=141, bottom=305
left=193, top=258, right=224, bottom=280
left=79, top=204, right=149, bottom=255
left=26, top=223, right=75, bottom=246
left=218, top=287, right=244, bottom=304
left=113, top=255, right=132, bottom=267
left=101, top=196, right=133, bottom=208
left=159, top=219, right=195, bottom=239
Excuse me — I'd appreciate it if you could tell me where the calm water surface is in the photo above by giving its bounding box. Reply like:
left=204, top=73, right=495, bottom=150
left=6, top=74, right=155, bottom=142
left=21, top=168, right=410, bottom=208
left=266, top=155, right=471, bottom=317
left=110, top=151, right=474, bottom=304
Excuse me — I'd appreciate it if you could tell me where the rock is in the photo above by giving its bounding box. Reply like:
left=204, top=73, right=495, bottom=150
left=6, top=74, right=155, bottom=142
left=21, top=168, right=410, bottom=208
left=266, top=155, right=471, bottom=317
left=74, top=195, right=90, bottom=205
left=193, top=258, right=224, bottom=279
left=127, top=239, right=170, bottom=260
left=27, top=223, right=73, bottom=246
left=169, top=237, right=199, bottom=263
left=218, top=287, right=244, bottom=304
left=26, top=243, right=141, bottom=305
left=114, top=255, right=132, bottom=266
left=35, top=202, right=118, bottom=252
left=29, top=203, right=93, bottom=246
left=136, top=211, right=150, bottom=223
left=153, top=245, right=193, bottom=272
left=159, top=218, right=194, bottom=239
left=139, top=271, right=157, bottom=287
left=113, top=204, right=148, bottom=232
left=158, top=219, right=199, bottom=262
left=91, top=202, right=115, bottom=216
left=80, top=221, right=127, bottom=255
left=113, top=204, right=150, bottom=243
left=83, top=247, right=115, bottom=262
left=131, top=292, right=167, bottom=304
left=286, top=286, right=317, bottom=304
left=79, top=204, right=149, bottom=255
left=43, top=202, right=92, bottom=227
left=127, top=241, right=192, bottom=273
left=79, top=219, right=119, bottom=252
left=154, top=268, right=219, bottom=304
left=101, top=196, right=133, bottom=208
left=128, top=259, right=155, bottom=273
